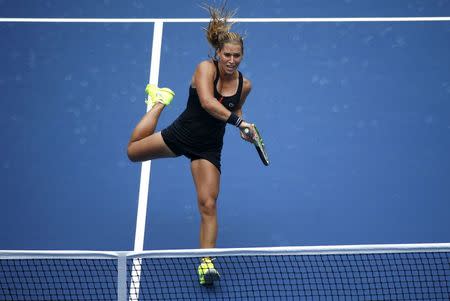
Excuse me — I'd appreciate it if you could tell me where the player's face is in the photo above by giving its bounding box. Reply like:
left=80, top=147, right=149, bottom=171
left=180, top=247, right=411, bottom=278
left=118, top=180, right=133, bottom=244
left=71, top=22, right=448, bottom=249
left=217, top=42, right=242, bottom=75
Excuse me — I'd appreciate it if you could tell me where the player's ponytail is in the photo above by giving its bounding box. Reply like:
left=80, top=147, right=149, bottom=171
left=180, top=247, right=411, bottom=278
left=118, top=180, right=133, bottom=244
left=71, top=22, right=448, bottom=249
left=203, top=2, right=244, bottom=59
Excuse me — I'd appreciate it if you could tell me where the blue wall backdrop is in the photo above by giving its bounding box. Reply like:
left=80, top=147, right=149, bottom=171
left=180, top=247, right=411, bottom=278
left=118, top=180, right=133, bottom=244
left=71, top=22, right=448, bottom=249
left=1, top=0, right=449, bottom=251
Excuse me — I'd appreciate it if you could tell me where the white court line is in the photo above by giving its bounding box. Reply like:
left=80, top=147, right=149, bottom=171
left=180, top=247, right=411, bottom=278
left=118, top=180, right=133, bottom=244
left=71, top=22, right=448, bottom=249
left=128, top=21, right=164, bottom=301
left=133, top=22, right=164, bottom=254
left=0, top=17, right=450, bottom=23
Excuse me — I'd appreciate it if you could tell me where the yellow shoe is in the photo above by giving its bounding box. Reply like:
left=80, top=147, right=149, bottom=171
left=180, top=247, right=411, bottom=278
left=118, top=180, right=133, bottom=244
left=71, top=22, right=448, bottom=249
left=197, top=257, right=220, bottom=285
left=145, top=84, right=157, bottom=105
left=145, top=84, right=175, bottom=106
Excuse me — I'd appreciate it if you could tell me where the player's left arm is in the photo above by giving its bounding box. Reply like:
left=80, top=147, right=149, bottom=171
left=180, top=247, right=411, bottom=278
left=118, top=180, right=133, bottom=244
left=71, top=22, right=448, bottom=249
left=233, top=78, right=253, bottom=142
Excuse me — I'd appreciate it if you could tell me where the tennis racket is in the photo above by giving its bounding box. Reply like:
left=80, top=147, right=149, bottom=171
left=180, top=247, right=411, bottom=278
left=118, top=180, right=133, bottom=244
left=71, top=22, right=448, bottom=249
left=243, top=125, right=270, bottom=166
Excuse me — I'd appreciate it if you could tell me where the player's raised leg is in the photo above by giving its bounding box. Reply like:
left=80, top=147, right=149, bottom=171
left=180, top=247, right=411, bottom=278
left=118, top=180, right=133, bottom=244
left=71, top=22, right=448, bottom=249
left=127, top=85, right=176, bottom=162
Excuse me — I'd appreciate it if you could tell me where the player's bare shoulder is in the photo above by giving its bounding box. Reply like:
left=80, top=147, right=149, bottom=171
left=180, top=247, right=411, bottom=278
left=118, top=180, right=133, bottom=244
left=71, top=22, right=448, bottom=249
left=196, top=60, right=216, bottom=74
left=242, top=77, right=252, bottom=97
left=192, top=60, right=216, bottom=87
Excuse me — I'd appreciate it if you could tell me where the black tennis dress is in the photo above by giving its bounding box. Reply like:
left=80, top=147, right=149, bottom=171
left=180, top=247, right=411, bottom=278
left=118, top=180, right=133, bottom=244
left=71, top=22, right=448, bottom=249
left=161, top=60, right=244, bottom=173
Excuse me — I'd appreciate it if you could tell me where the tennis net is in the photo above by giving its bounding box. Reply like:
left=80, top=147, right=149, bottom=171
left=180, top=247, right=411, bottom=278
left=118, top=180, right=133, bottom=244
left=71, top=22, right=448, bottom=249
left=1, top=243, right=449, bottom=300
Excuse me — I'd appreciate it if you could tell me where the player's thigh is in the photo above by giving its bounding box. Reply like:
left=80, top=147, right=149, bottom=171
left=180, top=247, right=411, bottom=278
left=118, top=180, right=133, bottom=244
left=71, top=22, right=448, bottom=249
left=190, top=159, right=220, bottom=201
left=128, top=131, right=176, bottom=161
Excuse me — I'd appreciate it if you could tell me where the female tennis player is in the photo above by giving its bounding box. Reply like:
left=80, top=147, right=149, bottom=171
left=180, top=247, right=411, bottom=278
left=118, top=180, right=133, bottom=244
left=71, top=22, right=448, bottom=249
left=127, top=4, right=254, bottom=285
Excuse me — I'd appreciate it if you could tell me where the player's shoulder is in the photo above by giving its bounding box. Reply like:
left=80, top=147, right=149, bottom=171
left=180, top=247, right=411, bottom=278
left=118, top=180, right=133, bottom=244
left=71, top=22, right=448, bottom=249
left=196, top=59, right=216, bottom=72
left=242, top=77, right=252, bottom=93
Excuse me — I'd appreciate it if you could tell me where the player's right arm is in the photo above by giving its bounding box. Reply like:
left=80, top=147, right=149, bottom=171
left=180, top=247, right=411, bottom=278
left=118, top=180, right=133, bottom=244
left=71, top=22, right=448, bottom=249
left=194, top=60, right=255, bottom=135
left=194, top=60, right=238, bottom=122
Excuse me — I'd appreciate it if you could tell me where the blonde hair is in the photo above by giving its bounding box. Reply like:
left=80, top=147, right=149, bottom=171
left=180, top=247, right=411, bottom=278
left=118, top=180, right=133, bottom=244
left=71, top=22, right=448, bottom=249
left=203, top=2, right=244, bottom=59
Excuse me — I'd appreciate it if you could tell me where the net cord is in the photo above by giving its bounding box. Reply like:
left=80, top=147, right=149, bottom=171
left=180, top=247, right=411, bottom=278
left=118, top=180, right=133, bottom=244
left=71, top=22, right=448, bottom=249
left=2, top=243, right=449, bottom=260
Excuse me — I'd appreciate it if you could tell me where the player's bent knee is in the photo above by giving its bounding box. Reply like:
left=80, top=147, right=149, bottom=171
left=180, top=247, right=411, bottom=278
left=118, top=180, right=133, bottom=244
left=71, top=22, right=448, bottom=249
left=127, top=143, right=141, bottom=162
left=127, top=132, right=175, bottom=162
left=127, top=142, right=153, bottom=162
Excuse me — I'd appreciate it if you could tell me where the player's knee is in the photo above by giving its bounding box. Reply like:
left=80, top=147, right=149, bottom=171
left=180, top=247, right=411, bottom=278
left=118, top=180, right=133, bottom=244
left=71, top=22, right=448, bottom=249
left=127, top=144, right=140, bottom=162
left=198, top=197, right=217, bottom=217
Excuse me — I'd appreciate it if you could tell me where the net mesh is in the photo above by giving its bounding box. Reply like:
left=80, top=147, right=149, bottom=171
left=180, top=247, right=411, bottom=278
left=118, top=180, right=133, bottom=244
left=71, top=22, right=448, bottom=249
left=128, top=252, right=450, bottom=301
left=0, top=259, right=117, bottom=300
left=1, top=246, right=449, bottom=301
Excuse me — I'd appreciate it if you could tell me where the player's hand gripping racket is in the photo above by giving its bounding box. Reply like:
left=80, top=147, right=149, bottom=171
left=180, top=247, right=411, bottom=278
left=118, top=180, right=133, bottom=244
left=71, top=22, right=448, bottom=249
left=242, top=125, right=270, bottom=166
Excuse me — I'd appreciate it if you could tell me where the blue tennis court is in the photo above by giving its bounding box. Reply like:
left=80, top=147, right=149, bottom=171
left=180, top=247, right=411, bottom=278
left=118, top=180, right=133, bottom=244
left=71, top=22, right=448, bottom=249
left=2, top=1, right=450, bottom=251
left=1, top=1, right=450, bottom=299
